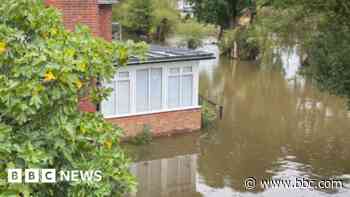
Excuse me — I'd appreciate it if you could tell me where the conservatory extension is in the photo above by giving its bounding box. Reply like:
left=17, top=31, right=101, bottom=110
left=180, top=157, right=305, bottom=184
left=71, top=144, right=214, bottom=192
left=100, top=45, right=214, bottom=137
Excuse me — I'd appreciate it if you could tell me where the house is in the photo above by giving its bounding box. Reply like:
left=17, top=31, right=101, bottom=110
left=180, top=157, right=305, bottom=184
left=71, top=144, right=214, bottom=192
left=45, top=0, right=214, bottom=137
left=101, top=46, right=214, bottom=136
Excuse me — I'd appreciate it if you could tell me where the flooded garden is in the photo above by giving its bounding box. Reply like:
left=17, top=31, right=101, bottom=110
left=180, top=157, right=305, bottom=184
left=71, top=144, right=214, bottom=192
left=125, top=45, right=350, bottom=197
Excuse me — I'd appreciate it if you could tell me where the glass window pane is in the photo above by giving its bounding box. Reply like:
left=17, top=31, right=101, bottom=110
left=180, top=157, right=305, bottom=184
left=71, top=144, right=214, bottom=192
left=183, top=66, right=192, bottom=73
left=118, top=71, right=129, bottom=78
left=168, top=76, right=180, bottom=108
left=117, top=80, right=130, bottom=115
left=101, top=82, right=116, bottom=116
left=169, top=68, right=180, bottom=74
left=136, top=69, right=149, bottom=112
left=150, top=68, right=162, bottom=110
left=182, top=75, right=193, bottom=106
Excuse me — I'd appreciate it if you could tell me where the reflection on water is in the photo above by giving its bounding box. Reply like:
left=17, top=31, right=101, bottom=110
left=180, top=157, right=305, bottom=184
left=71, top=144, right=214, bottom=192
left=127, top=45, right=350, bottom=197
left=129, top=154, right=198, bottom=197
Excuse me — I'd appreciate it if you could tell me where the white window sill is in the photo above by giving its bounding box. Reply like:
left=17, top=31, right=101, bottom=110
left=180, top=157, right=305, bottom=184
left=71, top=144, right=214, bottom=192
left=104, top=106, right=201, bottom=119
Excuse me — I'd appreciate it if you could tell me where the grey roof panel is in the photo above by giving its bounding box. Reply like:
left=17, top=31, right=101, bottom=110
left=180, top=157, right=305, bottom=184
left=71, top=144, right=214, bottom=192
left=98, top=0, right=118, bottom=4
left=125, top=45, right=215, bottom=65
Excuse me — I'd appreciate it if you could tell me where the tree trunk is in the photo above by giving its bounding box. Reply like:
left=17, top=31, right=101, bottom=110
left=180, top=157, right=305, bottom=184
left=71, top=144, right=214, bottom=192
left=234, top=41, right=239, bottom=59
left=218, top=26, right=224, bottom=40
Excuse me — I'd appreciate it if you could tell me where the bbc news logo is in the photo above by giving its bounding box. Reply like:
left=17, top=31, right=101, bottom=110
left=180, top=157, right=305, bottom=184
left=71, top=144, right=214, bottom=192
left=7, top=169, right=102, bottom=183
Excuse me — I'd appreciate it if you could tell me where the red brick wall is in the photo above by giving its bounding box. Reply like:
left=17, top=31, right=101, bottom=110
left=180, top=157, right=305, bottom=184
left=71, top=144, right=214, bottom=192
left=98, top=5, right=113, bottom=41
left=106, top=108, right=202, bottom=137
left=45, top=0, right=113, bottom=40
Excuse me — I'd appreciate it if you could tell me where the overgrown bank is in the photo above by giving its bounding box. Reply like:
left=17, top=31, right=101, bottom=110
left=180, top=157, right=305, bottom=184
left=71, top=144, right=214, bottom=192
left=189, top=0, right=350, bottom=107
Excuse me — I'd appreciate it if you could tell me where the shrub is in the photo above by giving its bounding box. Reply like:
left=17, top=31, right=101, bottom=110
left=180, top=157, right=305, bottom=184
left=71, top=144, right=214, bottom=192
left=130, top=125, right=153, bottom=145
left=113, top=0, right=154, bottom=37
left=201, top=101, right=217, bottom=129
left=113, top=0, right=181, bottom=42
left=151, top=0, right=180, bottom=42
left=219, top=27, right=259, bottom=60
left=175, top=20, right=217, bottom=49
left=303, top=23, right=350, bottom=107
left=0, top=0, right=147, bottom=196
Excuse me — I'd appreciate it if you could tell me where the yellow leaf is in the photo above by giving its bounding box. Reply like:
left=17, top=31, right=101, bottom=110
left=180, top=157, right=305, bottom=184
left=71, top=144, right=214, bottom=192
left=51, top=28, right=58, bottom=36
left=43, top=71, right=56, bottom=82
left=75, top=80, right=83, bottom=89
left=0, top=41, right=7, bottom=54
left=104, top=139, right=113, bottom=149
left=78, top=63, right=87, bottom=71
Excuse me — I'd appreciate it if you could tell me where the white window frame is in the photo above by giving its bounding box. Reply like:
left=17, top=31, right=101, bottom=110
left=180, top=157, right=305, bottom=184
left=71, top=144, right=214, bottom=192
left=135, top=67, right=163, bottom=113
left=167, top=65, right=194, bottom=108
left=116, top=71, right=132, bottom=115
left=102, top=61, right=200, bottom=119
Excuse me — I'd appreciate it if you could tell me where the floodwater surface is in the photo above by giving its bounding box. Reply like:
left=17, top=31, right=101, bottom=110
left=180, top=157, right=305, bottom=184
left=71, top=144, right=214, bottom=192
left=125, top=46, right=350, bottom=197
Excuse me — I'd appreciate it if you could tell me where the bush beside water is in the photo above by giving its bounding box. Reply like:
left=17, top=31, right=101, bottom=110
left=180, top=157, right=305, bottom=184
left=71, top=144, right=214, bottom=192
left=130, top=125, right=153, bottom=145
left=175, top=20, right=217, bottom=49
left=201, top=101, right=218, bottom=129
left=219, top=27, right=259, bottom=60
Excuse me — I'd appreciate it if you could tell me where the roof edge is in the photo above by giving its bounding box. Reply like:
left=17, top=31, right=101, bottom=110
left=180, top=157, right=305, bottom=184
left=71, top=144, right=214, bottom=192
left=125, top=55, right=216, bottom=66
left=97, top=0, right=118, bottom=5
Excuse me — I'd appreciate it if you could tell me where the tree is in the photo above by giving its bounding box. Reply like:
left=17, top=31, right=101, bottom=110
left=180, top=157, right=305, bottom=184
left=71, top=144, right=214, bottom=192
left=0, top=0, right=147, bottom=196
left=188, top=0, right=255, bottom=37
left=254, top=0, right=350, bottom=106
left=113, top=0, right=181, bottom=42
left=175, top=20, right=216, bottom=49
left=306, top=24, right=350, bottom=106
left=113, top=0, right=154, bottom=38
left=152, top=0, right=180, bottom=42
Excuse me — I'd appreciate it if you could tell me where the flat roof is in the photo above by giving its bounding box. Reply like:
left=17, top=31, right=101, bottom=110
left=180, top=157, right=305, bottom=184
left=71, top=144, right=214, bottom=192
left=126, top=45, right=216, bottom=65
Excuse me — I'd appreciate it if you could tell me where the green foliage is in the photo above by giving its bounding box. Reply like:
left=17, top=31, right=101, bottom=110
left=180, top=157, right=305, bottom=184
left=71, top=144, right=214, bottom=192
left=175, top=20, right=217, bottom=49
left=151, top=0, right=180, bottom=42
left=303, top=24, right=350, bottom=106
left=113, top=0, right=154, bottom=37
left=130, top=125, right=153, bottom=145
left=219, top=26, right=259, bottom=60
left=113, top=0, right=181, bottom=41
left=188, top=0, right=255, bottom=29
left=254, top=0, right=350, bottom=105
left=258, top=0, right=350, bottom=26
left=0, top=0, right=147, bottom=196
left=201, top=101, right=217, bottom=129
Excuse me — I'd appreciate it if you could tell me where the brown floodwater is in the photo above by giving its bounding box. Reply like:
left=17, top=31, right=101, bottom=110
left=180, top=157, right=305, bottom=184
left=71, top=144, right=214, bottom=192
left=125, top=45, right=350, bottom=197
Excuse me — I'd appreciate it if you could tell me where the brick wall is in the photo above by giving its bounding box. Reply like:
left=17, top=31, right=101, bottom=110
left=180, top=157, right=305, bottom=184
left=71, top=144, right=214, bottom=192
left=98, top=4, right=113, bottom=41
left=45, top=0, right=112, bottom=41
left=106, top=108, right=202, bottom=137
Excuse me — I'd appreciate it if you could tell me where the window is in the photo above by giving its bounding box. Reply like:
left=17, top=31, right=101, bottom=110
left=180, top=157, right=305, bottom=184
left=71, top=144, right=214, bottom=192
left=182, top=75, right=193, bottom=106
left=117, top=72, right=131, bottom=115
left=168, top=75, right=180, bottom=108
left=101, top=71, right=131, bottom=116
left=136, top=68, right=163, bottom=112
left=150, top=68, right=162, bottom=110
left=136, top=69, right=149, bottom=112
left=101, top=64, right=195, bottom=117
left=101, top=82, right=116, bottom=116
left=167, top=66, right=193, bottom=108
